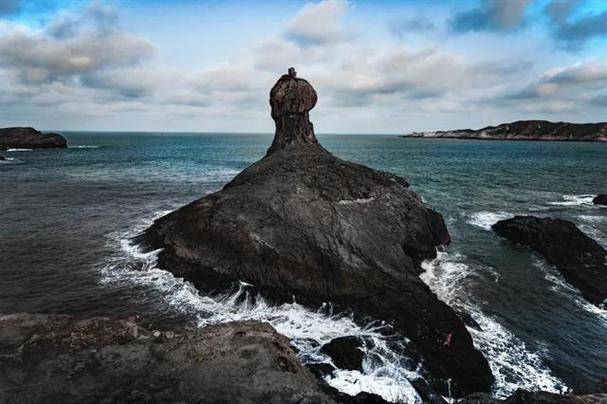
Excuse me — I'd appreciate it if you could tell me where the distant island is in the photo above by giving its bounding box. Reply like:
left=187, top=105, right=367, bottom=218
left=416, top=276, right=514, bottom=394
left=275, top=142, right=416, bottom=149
left=401, top=120, right=607, bottom=142
left=0, top=127, right=67, bottom=150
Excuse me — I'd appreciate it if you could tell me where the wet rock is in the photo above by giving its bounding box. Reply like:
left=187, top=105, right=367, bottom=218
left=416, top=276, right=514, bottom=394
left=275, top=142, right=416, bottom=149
left=459, top=389, right=607, bottom=403
left=492, top=216, right=607, bottom=306
left=320, top=336, right=364, bottom=371
left=307, top=362, right=336, bottom=378
left=0, top=127, right=67, bottom=149
left=138, top=68, right=492, bottom=397
left=456, top=309, right=483, bottom=332
left=593, top=194, right=607, bottom=206
left=0, top=313, right=332, bottom=404
left=410, top=379, right=449, bottom=404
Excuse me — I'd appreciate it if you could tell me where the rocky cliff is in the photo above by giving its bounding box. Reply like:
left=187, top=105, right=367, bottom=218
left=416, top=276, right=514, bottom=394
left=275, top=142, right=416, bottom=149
left=137, top=68, right=492, bottom=397
left=403, top=120, right=607, bottom=142
left=0, top=127, right=67, bottom=150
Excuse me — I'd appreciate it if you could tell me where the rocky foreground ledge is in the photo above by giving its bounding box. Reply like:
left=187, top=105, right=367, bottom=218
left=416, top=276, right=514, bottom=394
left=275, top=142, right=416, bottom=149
left=0, top=313, right=332, bottom=404
left=402, top=120, right=607, bottom=142
left=138, top=68, right=491, bottom=397
left=0, top=127, right=67, bottom=150
left=492, top=216, right=607, bottom=306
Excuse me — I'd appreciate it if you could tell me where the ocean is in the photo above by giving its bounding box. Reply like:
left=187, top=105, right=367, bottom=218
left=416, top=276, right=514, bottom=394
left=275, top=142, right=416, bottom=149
left=1, top=133, right=606, bottom=402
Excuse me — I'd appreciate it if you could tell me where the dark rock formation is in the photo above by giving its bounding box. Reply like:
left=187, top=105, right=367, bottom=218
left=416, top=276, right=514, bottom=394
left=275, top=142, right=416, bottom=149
left=492, top=216, right=607, bottom=306
left=403, top=120, right=607, bottom=142
left=0, top=127, right=67, bottom=150
left=0, top=313, right=332, bottom=404
left=0, top=154, right=5, bottom=161
left=593, top=194, right=607, bottom=206
left=138, top=68, right=492, bottom=397
left=320, top=336, right=364, bottom=371
left=459, top=389, right=607, bottom=403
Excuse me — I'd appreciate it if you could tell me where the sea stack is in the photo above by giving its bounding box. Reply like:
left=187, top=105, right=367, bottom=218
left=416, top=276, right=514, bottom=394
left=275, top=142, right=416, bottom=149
left=0, top=127, right=67, bottom=149
left=594, top=194, right=607, bottom=206
left=138, top=68, right=492, bottom=396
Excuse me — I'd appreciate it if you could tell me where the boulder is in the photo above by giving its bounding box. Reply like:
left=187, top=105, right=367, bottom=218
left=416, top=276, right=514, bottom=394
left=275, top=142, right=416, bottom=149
left=492, top=216, right=607, bottom=306
left=320, top=336, right=364, bottom=371
left=0, top=313, right=332, bottom=404
left=593, top=194, right=607, bottom=206
left=0, top=127, right=67, bottom=149
left=137, top=68, right=492, bottom=397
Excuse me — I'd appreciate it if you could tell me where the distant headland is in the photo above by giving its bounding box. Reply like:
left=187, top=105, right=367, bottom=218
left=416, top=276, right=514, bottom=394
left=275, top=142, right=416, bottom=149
left=0, top=127, right=67, bottom=150
left=401, top=120, right=607, bottom=142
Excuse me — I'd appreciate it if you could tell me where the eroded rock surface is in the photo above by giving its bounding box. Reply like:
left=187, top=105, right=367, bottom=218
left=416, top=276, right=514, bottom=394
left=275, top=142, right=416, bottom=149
left=0, top=127, right=67, bottom=150
left=492, top=216, right=607, bottom=306
left=593, top=194, right=607, bottom=206
left=0, top=313, right=332, bottom=404
left=138, top=68, right=492, bottom=397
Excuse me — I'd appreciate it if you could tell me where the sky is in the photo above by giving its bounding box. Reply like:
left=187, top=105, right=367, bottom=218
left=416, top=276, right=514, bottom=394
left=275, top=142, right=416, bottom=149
left=0, top=0, right=606, bottom=133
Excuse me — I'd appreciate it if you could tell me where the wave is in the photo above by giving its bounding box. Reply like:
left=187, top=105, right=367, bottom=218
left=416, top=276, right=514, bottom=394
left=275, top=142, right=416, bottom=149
left=6, top=148, right=33, bottom=152
left=421, top=252, right=568, bottom=398
left=99, top=211, right=424, bottom=403
left=549, top=194, right=595, bottom=207
left=69, top=145, right=100, bottom=148
left=0, top=156, right=23, bottom=164
left=467, top=211, right=514, bottom=231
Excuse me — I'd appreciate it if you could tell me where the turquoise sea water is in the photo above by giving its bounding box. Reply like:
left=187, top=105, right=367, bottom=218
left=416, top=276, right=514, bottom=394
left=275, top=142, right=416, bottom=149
left=1, top=133, right=606, bottom=401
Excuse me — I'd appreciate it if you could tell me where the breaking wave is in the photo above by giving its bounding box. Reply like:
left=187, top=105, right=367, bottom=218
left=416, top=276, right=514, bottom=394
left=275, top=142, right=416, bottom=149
left=549, top=194, right=595, bottom=207
left=421, top=252, right=568, bottom=398
left=6, top=148, right=33, bottom=152
left=467, top=211, right=514, bottom=231
left=99, top=211, right=424, bottom=403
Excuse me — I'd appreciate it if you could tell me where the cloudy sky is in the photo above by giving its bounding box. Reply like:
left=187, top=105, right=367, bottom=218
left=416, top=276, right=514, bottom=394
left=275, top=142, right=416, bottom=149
left=1, top=0, right=606, bottom=133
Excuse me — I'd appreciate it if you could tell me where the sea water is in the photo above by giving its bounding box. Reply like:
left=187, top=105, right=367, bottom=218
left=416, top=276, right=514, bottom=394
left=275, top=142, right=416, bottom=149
left=1, top=133, right=606, bottom=401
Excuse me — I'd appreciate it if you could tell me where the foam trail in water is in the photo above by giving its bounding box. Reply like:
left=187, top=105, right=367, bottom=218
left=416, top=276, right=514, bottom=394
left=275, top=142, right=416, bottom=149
left=421, top=252, right=568, bottom=398
left=549, top=194, right=595, bottom=207
left=69, top=145, right=100, bottom=148
left=6, top=148, right=32, bottom=152
left=467, top=211, right=514, bottom=231
left=99, top=211, right=423, bottom=403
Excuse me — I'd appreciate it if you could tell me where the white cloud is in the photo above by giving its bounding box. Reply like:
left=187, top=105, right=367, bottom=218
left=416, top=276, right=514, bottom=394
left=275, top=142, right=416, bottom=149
left=285, top=0, right=351, bottom=46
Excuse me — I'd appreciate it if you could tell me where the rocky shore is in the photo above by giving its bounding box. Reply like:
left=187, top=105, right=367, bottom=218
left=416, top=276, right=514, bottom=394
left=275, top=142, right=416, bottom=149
left=137, top=69, right=492, bottom=397
left=0, top=313, right=332, bottom=404
left=492, top=216, right=607, bottom=306
left=402, top=120, right=607, bottom=142
left=0, top=127, right=67, bottom=150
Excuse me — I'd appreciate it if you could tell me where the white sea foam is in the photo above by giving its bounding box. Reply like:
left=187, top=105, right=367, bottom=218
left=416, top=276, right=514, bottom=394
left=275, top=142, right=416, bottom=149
left=69, top=145, right=100, bottom=148
left=0, top=156, right=22, bottom=163
left=6, top=148, right=33, bottom=152
left=534, top=260, right=607, bottom=322
left=467, top=211, right=514, bottom=231
left=421, top=252, right=568, bottom=398
left=98, top=210, right=423, bottom=403
left=549, top=194, right=595, bottom=207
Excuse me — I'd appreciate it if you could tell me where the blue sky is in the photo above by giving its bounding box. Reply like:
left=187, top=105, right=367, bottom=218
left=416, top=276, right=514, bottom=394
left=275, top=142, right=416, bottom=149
left=1, top=0, right=606, bottom=133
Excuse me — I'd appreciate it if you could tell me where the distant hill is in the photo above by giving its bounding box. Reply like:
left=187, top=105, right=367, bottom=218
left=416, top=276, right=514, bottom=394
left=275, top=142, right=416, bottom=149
left=402, top=120, right=607, bottom=142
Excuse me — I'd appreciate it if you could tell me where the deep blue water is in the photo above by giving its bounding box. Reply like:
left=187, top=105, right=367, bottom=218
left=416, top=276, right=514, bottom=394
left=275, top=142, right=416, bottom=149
left=1, top=133, right=606, bottom=401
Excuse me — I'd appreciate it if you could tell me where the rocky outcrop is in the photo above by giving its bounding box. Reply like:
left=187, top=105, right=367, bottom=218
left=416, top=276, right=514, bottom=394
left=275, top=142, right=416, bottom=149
left=0, top=127, right=67, bottom=150
left=403, top=120, right=607, bottom=142
left=593, top=194, right=607, bottom=206
left=492, top=216, right=607, bottom=306
left=0, top=313, right=332, bottom=404
left=459, top=389, right=607, bottom=403
left=137, top=68, right=492, bottom=397
left=320, top=336, right=364, bottom=371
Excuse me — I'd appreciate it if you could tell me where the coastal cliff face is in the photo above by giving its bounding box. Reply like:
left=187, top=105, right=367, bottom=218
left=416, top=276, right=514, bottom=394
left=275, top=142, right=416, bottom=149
left=403, top=120, right=607, bottom=141
left=0, top=127, right=67, bottom=149
left=138, top=69, right=492, bottom=397
left=0, top=313, right=332, bottom=404
left=492, top=216, right=607, bottom=307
